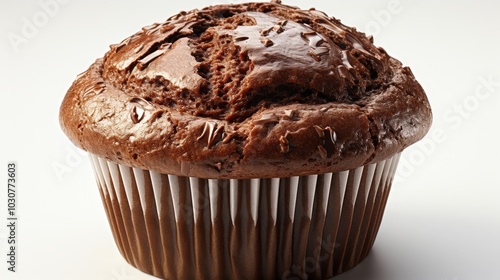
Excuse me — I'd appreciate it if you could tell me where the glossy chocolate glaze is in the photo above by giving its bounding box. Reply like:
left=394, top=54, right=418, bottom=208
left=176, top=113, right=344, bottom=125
left=60, top=1, right=431, bottom=179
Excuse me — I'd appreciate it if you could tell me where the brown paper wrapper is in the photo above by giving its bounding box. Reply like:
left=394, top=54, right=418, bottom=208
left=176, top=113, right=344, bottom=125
left=89, top=153, right=400, bottom=279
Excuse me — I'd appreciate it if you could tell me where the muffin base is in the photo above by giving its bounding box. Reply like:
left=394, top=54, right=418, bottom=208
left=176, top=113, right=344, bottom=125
left=89, top=153, right=400, bottom=279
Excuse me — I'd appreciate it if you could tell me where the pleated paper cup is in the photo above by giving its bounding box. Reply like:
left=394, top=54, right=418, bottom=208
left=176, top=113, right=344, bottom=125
left=89, top=153, right=401, bottom=279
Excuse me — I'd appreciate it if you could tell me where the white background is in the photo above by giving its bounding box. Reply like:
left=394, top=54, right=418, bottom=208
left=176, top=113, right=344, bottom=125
left=1, top=0, right=499, bottom=279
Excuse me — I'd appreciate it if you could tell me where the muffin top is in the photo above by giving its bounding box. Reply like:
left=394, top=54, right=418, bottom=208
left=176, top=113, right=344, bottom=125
left=59, top=0, right=432, bottom=179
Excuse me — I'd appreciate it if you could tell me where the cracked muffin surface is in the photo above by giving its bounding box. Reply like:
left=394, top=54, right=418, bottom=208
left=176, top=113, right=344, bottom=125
left=59, top=1, right=432, bottom=178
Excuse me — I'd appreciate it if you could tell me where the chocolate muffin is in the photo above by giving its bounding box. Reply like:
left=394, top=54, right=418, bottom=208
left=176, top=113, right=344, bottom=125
left=59, top=1, right=432, bottom=279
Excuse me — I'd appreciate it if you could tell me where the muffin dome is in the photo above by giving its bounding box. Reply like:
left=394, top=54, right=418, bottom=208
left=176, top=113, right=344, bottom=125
left=59, top=1, right=431, bottom=178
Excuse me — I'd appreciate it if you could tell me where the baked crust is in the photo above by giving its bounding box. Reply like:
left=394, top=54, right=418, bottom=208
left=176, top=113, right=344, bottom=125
left=59, top=2, right=432, bottom=178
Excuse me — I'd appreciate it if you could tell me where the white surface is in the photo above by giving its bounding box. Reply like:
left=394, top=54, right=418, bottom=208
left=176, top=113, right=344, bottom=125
left=1, top=0, right=499, bottom=279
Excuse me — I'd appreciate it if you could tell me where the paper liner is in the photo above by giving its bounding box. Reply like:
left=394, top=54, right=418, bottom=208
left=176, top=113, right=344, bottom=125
left=89, top=153, right=401, bottom=279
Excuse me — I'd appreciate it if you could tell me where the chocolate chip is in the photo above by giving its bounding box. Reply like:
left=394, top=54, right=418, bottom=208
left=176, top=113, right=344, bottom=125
left=260, top=26, right=273, bottom=36
left=260, top=37, right=274, bottom=47
left=133, top=43, right=144, bottom=54
left=253, top=113, right=279, bottom=125
left=273, top=25, right=284, bottom=34
left=129, top=97, right=154, bottom=124
left=137, top=49, right=166, bottom=70
left=317, top=145, right=328, bottom=159
left=277, top=20, right=288, bottom=27
left=82, top=82, right=105, bottom=98
left=313, top=126, right=336, bottom=158
left=235, top=36, right=249, bottom=42
left=308, top=48, right=322, bottom=62
left=197, top=122, right=225, bottom=149
left=75, top=70, right=87, bottom=80
left=279, top=132, right=290, bottom=153
left=93, top=82, right=106, bottom=95
left=130, top=106, right=145, bottom=124
left=160, top=24, right=175, bottom=33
